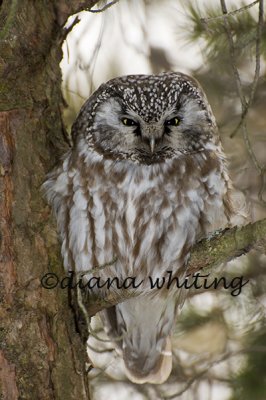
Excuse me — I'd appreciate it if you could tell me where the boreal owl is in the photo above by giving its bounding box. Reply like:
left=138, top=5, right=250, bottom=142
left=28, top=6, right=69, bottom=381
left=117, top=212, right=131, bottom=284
left=43, top=72, right=247, bottom=384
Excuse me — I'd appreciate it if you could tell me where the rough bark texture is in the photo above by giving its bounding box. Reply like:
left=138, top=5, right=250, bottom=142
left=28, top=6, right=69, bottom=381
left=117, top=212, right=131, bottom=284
left=0, top=1, right=98, bottom=399
left=0, top=1, right=264, bottom=398
left=188, top=218, right=266, bottom=272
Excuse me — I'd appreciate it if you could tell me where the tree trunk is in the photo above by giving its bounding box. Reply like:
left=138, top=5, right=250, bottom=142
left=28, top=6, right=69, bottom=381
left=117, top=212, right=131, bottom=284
left=0, top=1, right=97, bottom=399
left=1, top=1, right=264, bottom=398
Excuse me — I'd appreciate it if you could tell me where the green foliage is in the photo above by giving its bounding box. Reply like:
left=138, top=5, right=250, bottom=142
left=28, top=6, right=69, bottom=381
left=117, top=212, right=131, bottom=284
left=176, top=306, right=224, bottom=332
left=230, top=328, right=266, bottom=400
left=185, top=1, right=266, bottom=66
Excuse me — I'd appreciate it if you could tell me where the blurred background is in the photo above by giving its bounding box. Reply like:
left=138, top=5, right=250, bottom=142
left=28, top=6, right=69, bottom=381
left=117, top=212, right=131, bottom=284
left=61, top=1, right=266, bottom=399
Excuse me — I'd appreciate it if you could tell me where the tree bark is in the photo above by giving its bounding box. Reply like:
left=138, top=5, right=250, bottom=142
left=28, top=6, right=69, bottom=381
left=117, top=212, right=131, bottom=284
left=0, top=1, right=264, bottom=399
left=0, top=1, right=98, bottom=399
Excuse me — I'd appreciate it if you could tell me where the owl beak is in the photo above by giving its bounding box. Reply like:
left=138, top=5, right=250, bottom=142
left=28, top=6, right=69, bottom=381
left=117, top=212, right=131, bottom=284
left=149, top=138, right=155, bottom=153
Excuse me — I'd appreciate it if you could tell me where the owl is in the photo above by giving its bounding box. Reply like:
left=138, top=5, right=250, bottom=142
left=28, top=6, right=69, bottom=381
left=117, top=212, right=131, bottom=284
left=43, top=72, right=247, bottom=384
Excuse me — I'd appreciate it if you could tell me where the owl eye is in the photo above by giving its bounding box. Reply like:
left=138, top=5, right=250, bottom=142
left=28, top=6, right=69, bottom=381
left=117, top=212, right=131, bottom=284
left=121, top=118, right=138, bottom=126
left=165, top=117, right=180, bottom=126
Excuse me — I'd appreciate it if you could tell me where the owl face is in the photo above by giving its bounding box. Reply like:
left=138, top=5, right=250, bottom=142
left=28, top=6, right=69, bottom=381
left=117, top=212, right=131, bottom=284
left=74, top=73, right=217, bottom=164
left=45, top=71, right=239, bottom=385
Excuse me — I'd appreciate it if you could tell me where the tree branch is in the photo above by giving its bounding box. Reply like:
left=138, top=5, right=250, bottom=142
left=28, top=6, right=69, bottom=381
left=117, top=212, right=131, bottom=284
left=187, top=218, right=266, bottom=273
left=86, top=218, right=266, bottom=317
left=55, top=0, right=119, bottom=26
left=88, top=0, right=120, bottom=13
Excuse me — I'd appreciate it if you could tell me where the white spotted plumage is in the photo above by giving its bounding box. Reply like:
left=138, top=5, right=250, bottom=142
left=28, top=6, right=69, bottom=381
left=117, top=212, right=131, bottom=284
left=43, top=72, right=248, bottom=385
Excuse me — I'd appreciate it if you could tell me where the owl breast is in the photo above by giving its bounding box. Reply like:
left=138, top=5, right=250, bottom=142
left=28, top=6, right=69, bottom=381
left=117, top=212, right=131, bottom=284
left=43, top=71, right=248, bottom=384
left=67, top=145, right=228, bottom=288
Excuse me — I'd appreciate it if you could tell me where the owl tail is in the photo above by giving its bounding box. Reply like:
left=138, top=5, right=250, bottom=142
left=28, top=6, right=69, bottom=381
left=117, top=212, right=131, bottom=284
left=101, top=293, right=178, bottom=384
left=123, top=334, right=172, bottom=384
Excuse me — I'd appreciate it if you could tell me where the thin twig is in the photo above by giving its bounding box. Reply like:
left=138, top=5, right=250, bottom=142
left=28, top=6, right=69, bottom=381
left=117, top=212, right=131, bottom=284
left=86, top=14, right=105, bottom=93
left=77, top=256, right=117, bottom=276
left=230, top=0, right=263, bottom=138
left=75, top=13, right=105, bottom=94
left=76, top=281, right=123, bottom=343
left=63, top=88, right=87, bottom=101
left=62, top=15, right=80, bottom=40
left=201, top=0, right=259, bottom=23
left=258, top=167, right=266, bottom=204
left=163, top=349, right=245, bottom=399
left=88, top=0, right=120, bottom=13
left=242, top=122, right=261, bottom=173
left=220, top=0, right=265, bottom=204
left=240, top=0, right=266, bottom=205
left=248, top=0, right=263, bottom=114
left=74, top=257, right=127, bottom=343
left=220, top=0, right=247, bottom=109
left=163, top=369, right=207, bottom=398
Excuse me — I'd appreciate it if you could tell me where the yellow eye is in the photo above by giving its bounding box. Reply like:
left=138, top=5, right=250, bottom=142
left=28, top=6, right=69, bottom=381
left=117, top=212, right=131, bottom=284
left=121, top=118, right=137, bottom=126
left=165, top=117, right=180, bottom=126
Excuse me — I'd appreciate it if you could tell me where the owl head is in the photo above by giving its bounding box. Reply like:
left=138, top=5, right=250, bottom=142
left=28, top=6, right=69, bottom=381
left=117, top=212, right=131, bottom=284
left=44, top=72, right=239, bottom=386
left=72, top=72, right=218, bottom=164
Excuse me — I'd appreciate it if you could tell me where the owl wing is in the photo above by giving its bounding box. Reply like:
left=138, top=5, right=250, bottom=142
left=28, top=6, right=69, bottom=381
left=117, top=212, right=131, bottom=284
left=43, top=151, right=95, bottom=277
left=42, top=153, right=74, bottom=271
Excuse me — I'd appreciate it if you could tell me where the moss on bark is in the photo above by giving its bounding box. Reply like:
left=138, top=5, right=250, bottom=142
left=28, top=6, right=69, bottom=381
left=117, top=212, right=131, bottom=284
left=0, top=1, right=97, bottom=398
